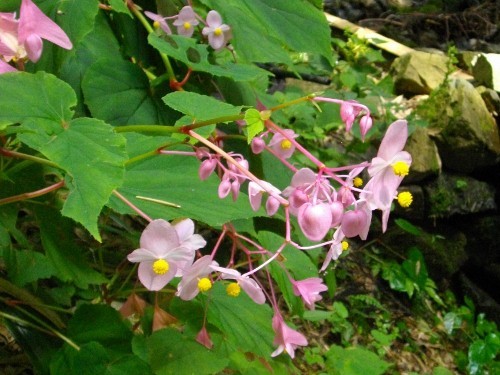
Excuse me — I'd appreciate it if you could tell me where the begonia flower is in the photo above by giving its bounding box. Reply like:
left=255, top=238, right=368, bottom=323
left=202, top=10, right=231, bottom=50
left=291, top=278, right=328, bottom=310
left=172, top=6, right=199, bottom=37
left=210, top=266, right=266, bottom=304
left=268, top=129, right=298, bottom=159
left=145, top=11, right=172, bottom=34
left=248, top=180, right=281, bottom=215
left=298, top=202, right=332, bottom=241
left=362, top=120, right=412, bottom=231
left=174, top=218, right=207, bottom=261
left=0, top=12, right=22, bottom=60
left=320, top=228, right=345, bottom=271
left=250, top=137, right=266, bottom=154
left=271, top=313, right=308, bottom=358
left=176, top=255, right=218, bottom=301
left=18, top=0, right=72, bottom=62
left=127, top=219, right=199, bottom=291
left=340, top=204, right=372, bottom=240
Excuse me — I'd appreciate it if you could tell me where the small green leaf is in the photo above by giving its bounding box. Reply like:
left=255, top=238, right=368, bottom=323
left=162, top=91, right=243, bottom=122
left=394, top=218, right=422, bottom=236
left=108, top=0, right=132, bottom=17
left=244, top=108, right=264, bottom=143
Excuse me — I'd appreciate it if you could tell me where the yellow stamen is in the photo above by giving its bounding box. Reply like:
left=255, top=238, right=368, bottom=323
left=226, top=283, right=241, bottom=297
left=341, top=241, right=349, bottom=251
left=353, top=177, right=363, bottom=187
left=214, top=27, right=223, bottom=36
left=397, top=192, right=413, bottom=208
left=153, top=20, right=161, bottom=29
left=197, top=277, right=212, bottom=292
left=280, top=139, right=292, bottom=150
left=152, top=259, right=169, bottom=275
left=392, top=161, right=410, bottom=177
left=183, top=22, right=191, bottom=30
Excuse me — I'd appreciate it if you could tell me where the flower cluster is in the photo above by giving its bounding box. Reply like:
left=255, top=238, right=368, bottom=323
left=0, top=0, right=72, bottom=73
left=145, top=6, right=231, bottom=50
left=128, top=92, right=412, bottom=358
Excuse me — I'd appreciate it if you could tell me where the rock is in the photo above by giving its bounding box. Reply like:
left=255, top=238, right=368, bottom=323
left=424, top=173, right=497, bottom=219
left=461, top=216, right=500, bottom=266
left=457, top=51, right=480, bottom=73
left=473, top=53, right=500, bottom=92
left=404, top=127, right=442, bottom=183
left=457, top=272, right=500, bottom=325
left=383, top=225, right=468, bottom=280
left=391, top=51, right=449, bottom=95
left=476, top=86, right=500, bottom=115
left=421, top=78, right=500, bottom=172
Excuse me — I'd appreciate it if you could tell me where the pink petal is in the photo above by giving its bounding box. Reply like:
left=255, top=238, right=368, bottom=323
left=127, top=247, right=159, bottom=263
left=341, top=209, right=368, bottom=238
left=290, top=168, right=316, bottom=187
left=298, top=203, right=332, bottom=241
left=138, top=261, right=176, bottom=291
left=24, top=33, right=42, bottom=62
left=238, top=277, right=266, bottom=304
left=248, top=181, right=264, bottom=211
left=140, top=219, right=180, bottom=256
left=0, top=59, right=16, bottom=73
left=18, top=0, right=72, bottom=50
left=377, top=120, right=408, bottom=160
left=205, top=10, right=222, bottom=27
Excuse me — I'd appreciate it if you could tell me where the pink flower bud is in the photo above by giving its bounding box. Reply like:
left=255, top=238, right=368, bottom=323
left=359, top=115, right=372, bottom=140
left=330, top=201, right=344, bottom=227
left=341, top=209, right=368, bottom=238
left=266, top=196, right=280, bottom=216
left=298, top=203, right=332, bottom=241
left=231, top=180, right=240, bottom=201
left=289, top=189, right=309, bottom=211
left=199, top=159, right=217, bottom=180
left=218, top=179, right=231, bottom=199
left=251, top=137, right=266, bottom=154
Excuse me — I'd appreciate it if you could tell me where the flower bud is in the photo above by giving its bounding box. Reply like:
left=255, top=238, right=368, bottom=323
left=251, top=137, right=266, bottom=154
left=341, top=209, right=368, bottom=238
left=265, top=196, right=280, bottom=216
left=231, top=180, right=240, bottom=201
left=289, top=189, right=309, bottom=211
left=298, top=203, right=332, bottom=241
left=199, top=158, right=217, bottom=180
left=359, top=115, right=372, bottom=141
left=218, top=179, right=231, bottom=199
left=330, top=201, right=344, bottom=227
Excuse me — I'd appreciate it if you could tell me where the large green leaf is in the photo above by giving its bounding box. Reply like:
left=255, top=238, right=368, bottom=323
left=21, top=118, right=127, bottom=239
left=200, top=0, right=333, bottom=65
left=148, top=34, right=269, bottom=82
left=147, top=328, right=228, bottom=375
left=0, top=71, right=75, bottom=129
left=82, top=59, right=173, bottom=126
left=206, top=283, right=274, bottom=357
left=108, top=133, right=262, bottom=227
left=325, top=345, right=392, bottom=375
left=3, top=249, right=56, bottom=286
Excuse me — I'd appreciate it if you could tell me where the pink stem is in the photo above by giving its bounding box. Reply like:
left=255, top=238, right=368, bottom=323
left=113, top=190, right=153, bottom=222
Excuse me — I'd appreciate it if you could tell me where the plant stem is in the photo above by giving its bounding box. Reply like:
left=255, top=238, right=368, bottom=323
left=0, top=180, right=65, bottom=206
left=0, top=147, right=60, bottom=169
left=112, top=190, right=153, bottom=222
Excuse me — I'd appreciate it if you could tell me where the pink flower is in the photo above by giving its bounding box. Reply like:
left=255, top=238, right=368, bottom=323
left=176, top=255, right=218, bottom=301
left=0, top=12, right=22, bottom=61
left=210, top=266, right=266, bottom=304
left=271, top=313, right=308, bottom=358
left=359, top=115, right=373, bottom=140
left=268, top=129, right=298, bottom=159
left=291, top=278, right=328, bottom=310
left=340, top=204, right=372, bottom=240
left=340, top=100, right=361, bottom=132
left=297, top=202, right=332, bottom=241
left=127, top=219, right=204, bottom=291
left=320, top=228, right=345, bottom=271
left=145, top=11, right=172, bottom=35
left=362, top=120, right=412, bottom=231
left=172, top=6, right=199, bottom=37
left=18, top=0, right=72, bottom=62
left=250, top=137, right=266, bottom=154
left=202, top=10, right=231, bottom=50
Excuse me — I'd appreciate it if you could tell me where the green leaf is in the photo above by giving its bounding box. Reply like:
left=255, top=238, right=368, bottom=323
left=108, top=135, right=261, bottom=227
left=394, top=218, right=422, bottom=236
left=35, top=206, right=107, bottom=289
left=50, top=342, right=152, bottom=375
left=206, top=283, right=274, bottom=357
left=200, top=0, right=333, bottom=65
left=3, top=249, right=55, bottom=286
left=325, top=345, right=391, bottom=375
left=162, top=91, right=243, bottom=122
left=244, top=108, right=264, bottom=143
left=108, top=0, right=132, bottom=17
left=0, top=71, right=75, bottom=129
left=148, top=34, right=269, bottom=82
left=22, top=118, right=127, bottom=240
left=82, top=59, right=173, bottom=126
left=147, top=328, right=228, bottom=375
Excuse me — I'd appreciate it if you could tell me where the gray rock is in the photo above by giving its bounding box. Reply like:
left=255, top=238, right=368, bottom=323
left=472, top=53, right=500, bottom=92
left=391, top=51, right=449, bottom=95
left=424, top=78, right=500, bottom=172
left=424, top=173, right=497, bottom=219
left=476, top=85, right=500, bottom=115
left=404, top=127, right=442, bottom=183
